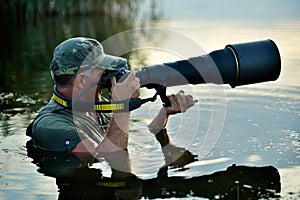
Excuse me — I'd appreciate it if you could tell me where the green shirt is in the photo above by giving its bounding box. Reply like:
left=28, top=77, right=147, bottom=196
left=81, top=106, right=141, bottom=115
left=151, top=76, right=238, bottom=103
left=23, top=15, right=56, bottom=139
left=31, top=98, right=110, bottom=152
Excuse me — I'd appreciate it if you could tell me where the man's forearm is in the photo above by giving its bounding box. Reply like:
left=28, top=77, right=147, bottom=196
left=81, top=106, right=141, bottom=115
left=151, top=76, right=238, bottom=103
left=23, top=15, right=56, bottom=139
left=108, top=112, right=130, bottom=147
left=148, top=108, right=169, bottom=134
left=97, top=112, right=130, bottom=153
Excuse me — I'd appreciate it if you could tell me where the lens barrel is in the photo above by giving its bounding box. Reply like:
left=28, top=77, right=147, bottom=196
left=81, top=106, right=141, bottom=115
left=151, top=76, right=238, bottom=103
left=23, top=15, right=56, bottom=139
left=135, top=39, right=281, bottom=88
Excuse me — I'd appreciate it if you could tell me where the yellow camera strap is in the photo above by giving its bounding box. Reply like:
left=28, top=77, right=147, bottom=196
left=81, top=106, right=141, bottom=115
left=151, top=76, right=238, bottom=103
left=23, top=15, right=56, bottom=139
left=52, top=88, right=143, bottom=113
left=94, top=102, right=125, bottom=112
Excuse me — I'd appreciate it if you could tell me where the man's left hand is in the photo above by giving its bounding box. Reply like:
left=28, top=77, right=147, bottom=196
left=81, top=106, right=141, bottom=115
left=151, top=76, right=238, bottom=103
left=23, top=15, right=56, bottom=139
left=164, top=90, right=197, bottom=115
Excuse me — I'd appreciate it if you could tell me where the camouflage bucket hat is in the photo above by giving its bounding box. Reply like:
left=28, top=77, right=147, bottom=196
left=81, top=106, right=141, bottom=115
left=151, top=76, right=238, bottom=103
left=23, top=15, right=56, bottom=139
left=50, top=37, right=127, bottom=78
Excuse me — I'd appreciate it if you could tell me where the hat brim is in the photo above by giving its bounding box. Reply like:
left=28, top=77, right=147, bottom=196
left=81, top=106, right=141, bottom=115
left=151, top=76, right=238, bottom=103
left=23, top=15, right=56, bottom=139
left=96, top=55, right=127, bottom=71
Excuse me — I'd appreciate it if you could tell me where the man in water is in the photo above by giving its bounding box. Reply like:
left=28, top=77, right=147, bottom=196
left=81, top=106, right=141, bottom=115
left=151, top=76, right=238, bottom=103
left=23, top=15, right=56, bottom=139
left=26, top=37, right=195, bottom=157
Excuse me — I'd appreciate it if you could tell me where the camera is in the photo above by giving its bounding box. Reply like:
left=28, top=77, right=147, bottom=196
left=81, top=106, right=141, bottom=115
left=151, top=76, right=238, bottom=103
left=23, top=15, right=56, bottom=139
left=105, top=39, right=280, bottom=90
left=97, top=39, right=281, bottom=111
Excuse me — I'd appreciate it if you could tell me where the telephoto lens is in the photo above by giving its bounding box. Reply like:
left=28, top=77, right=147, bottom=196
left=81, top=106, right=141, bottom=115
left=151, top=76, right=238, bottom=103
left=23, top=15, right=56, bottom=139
left=134, top=39, right=281, bottom=88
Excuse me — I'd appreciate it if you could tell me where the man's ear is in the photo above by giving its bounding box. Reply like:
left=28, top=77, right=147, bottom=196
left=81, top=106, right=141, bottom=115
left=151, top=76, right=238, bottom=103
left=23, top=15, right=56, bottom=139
left=74, top=74, right=86, bottom=90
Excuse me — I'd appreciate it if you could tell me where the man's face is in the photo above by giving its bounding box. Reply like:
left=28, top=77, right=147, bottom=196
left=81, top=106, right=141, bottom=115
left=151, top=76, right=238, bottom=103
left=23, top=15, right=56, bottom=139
left=74, top=68, right=105, bottom=102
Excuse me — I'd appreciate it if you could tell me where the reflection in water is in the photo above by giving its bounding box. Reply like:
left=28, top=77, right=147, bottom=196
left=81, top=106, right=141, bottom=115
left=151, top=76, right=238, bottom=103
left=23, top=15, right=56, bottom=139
left=27, top=128, right=281, bottom=199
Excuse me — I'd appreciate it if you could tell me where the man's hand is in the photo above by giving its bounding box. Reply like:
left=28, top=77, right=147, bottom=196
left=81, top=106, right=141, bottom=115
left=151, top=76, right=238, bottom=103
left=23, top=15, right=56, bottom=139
left=165, top=90, right=196, bottom=115
left=110, top=69, right=140, bottom=101
left=148, top=90, right=196, bottom=134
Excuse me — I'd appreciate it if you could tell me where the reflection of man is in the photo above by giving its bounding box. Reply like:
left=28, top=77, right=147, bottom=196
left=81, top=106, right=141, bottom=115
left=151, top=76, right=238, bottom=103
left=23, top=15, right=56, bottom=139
left=26, top=37, right=195, bottom=157
left=26, top=145, right=142, bottom=199
left=27, top=140, right=280, bottom=200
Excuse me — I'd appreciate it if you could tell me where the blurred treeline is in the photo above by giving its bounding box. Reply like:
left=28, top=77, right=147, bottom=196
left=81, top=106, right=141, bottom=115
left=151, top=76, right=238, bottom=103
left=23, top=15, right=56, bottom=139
left=0, top=0, right=163, bottom=102
left=0, top=0, right=140, bottom=21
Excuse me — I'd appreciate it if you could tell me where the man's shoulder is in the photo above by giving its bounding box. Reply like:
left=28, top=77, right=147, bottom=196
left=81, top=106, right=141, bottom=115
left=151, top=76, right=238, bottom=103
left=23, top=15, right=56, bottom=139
left=34, top=111, right=74, bottom=129
left=31, top=111, right=82, bottom=152
left=33, top=99, right=74, bottom=130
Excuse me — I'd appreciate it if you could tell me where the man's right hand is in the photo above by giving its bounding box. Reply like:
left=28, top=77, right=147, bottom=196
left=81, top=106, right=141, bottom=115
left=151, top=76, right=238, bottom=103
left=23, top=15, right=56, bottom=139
left=110, top=69, right=140, bottom=101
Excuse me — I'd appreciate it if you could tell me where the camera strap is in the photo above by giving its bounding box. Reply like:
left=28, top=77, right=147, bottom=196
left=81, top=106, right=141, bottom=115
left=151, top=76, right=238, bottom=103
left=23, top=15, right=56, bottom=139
left=52, top=87, right=158, bottom=113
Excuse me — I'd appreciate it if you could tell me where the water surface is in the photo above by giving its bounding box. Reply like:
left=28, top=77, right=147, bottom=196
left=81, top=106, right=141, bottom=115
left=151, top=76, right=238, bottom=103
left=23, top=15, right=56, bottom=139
left=1, top=0, right=299, bottom=199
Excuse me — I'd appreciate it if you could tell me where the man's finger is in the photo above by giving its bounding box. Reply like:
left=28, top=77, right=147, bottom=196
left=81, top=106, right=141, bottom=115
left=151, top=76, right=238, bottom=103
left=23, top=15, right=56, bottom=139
left=187, top=94, right=193, bottom=99
left=187, top=94, right=198, bottom=103
left=124, top=69, right=135, bottom=82
left=178, top=90, right=185, bottom=95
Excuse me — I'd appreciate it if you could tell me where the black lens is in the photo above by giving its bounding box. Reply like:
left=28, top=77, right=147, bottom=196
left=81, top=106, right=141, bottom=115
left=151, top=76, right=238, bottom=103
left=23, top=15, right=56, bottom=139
left=135, top=39, right=281, bottom=88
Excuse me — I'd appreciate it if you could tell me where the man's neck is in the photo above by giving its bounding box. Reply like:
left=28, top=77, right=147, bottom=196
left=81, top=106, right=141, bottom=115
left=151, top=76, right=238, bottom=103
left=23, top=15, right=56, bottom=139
left=56, top=86, right=73, bottom=99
